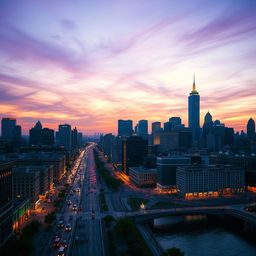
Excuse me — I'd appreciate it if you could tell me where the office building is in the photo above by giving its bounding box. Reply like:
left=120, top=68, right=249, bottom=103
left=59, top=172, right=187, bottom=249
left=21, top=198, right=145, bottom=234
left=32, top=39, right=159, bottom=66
left=0, top=162, right=13, bottom=246
left=72, top=127, right=78, bottom=148
left=13, top=167, right=40, bottom=209
left=176, top=165, right=244, bottom=199
left=118, top=120, right=133, bottom=137
left=129, top=167, right=157, bottom=187
left=156, top=156, right=190, bottom=191
left=152, top=122, right=161, bottom=134
left=137, top=120, right=148, bottom=139
left=247, top=118, right=255, bottom=139
left=41, top=128, right=54, bottom=145
left=122, top=136, right=148, bottom=174
left=169, top=117, right=183, bottom=129
left=58, top=124, right=72, bottom=150
left=188, top=75, right=200, bottom=144
left=1, top=118, right=16, bottom=140
left=29, top=121, right=54, bottom=146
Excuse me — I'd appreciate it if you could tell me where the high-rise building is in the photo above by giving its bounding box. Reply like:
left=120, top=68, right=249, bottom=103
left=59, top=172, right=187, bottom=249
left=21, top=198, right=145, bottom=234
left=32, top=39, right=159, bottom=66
left=58, top=124, right=72, bottom=150
left=72, top=127, right=78, bottom=148
left=169, top=117, right=182, bottom=129
left=29, top=121, right=43, bottom=145
left=42, top=128, right=54, bottom=145
left=118, top=120, right=133, bottom=137
left=247, top=118, right=255, bottom=139
left=1, top=118, right=16, bottom=140
left=152, top=122, right=161, bottom=134
left=188, top=75, right=200, bottom=144
left=137, top=120, right=148, bottom=139
left=13, top=125, right=22, bottom=145
left=29, top=121, right=54, bottom=146
left=122, top=136, right=148, bottom=174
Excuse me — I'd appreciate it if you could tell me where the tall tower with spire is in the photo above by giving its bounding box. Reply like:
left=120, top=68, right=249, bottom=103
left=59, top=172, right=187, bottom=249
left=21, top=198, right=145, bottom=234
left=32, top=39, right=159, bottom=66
left=188, top=74, right=200, bottom=144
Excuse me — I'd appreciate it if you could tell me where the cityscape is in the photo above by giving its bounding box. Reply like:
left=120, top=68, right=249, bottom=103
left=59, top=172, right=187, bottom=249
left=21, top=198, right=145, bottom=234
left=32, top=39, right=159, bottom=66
left=0, top=1, right=256, bottom=256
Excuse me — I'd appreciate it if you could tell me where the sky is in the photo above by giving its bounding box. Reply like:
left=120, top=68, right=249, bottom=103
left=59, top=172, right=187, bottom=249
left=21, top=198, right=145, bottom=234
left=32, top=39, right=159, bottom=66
left=0, top=0, right=255, bottom=135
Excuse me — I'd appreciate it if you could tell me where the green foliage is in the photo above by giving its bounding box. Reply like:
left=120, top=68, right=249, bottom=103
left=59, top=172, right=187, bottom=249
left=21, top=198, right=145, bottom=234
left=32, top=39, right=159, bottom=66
left=114, top=217, right=153, bottom=256
left=99, top=192, right=109, bottom=212
left=150, top=201, right=181, bottom=210
left=127, top=197, right=150, bottom=211
left=163, top=247, right=185, bottom=256
left=93, top=149, right=122, bottom=190
left=44, top=211, right=56, bottom=225
left=0, top=221, right=42, bottom=256
left=108, top=241, right=116, bottom=255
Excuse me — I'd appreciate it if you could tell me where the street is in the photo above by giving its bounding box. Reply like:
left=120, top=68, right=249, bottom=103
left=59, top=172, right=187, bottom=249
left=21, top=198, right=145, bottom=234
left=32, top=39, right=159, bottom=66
left=41, top=143, right=104, bottom=256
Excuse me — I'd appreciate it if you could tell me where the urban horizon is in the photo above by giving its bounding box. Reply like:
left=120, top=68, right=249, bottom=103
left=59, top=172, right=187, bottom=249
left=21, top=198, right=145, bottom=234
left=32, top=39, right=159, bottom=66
left=0, top=0, right=255, bottom=134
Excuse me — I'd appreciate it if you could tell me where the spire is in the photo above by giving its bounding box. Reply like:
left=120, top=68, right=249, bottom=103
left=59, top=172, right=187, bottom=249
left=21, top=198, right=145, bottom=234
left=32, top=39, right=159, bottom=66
left=192, top=73, right=196, bottom=92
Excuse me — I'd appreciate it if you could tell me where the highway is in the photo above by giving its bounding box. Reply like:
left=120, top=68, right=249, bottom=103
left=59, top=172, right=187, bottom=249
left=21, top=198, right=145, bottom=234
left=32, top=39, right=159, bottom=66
left=41, top=143, right=104, bottom=256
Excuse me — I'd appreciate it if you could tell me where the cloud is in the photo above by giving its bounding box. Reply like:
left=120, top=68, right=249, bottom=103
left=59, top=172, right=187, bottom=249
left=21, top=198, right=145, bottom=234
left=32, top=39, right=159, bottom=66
left=61, top=19, right=77, bottom=30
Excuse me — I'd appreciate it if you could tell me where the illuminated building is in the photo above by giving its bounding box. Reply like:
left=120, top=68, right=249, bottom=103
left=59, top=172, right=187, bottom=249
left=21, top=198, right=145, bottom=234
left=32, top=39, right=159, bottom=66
left=188, top=75, right=200, bottom=145
left=176, top=165, right=244, bottom=199
left=12, top=198, right=31, bottom=232
left=129, top=166, right=157, bottom=187
left=118, top=120, right=133, bottom=137
left=156, top=156, right=190, bottom=192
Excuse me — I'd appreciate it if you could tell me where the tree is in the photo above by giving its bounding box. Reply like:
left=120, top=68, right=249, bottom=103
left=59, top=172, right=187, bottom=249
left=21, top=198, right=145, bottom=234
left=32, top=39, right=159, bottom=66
left=163, top=247, right=185, bottom=256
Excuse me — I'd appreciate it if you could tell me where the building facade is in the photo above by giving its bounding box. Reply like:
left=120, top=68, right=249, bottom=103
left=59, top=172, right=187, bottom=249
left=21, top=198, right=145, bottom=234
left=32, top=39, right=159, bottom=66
left=129, top=167, right=157, bottom=187
left=177, top=165, right=244, bottom=199
left=188, top=76, right=200, bottom=145
left=118, top=120, right=133, bottom=137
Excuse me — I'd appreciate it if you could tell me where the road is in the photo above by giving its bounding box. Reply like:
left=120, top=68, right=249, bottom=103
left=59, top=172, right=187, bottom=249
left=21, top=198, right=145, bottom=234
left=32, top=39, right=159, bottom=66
left=71, top=144, right=104, bottom=256
left=41, top=143, right=104, bottom=256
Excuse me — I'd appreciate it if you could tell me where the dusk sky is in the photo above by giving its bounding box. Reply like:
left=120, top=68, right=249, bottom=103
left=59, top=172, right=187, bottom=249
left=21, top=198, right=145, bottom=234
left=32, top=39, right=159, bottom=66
left=0, top=0, right=255, bottom=135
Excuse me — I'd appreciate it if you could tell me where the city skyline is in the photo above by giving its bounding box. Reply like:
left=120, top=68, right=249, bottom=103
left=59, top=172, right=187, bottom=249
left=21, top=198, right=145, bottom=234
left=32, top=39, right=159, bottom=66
left=0, top=0, right=256, bottom=134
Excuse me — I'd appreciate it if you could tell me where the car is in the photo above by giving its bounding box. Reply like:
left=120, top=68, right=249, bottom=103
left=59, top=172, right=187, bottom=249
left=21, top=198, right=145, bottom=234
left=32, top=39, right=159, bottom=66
left=67, top=200, right=72, bottom=205
left=65, top=223, right=72, bottom=231
left=57, top=246, right=65, bottom=256
left=53, top=237, right=61, bottom=247
left=62, top=240, right=68, bottom=248
left=58, top=220, right=64, bottom=228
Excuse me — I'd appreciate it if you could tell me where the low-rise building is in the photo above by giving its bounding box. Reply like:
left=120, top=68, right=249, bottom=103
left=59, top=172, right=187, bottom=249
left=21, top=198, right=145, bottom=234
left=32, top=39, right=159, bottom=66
left=12, top=167, right=40, bottom=209
left=0, top=162, right=14, bottom=247
left=129, top=166, right=157, bottom=187
left=176, top=165, right=244, bottom=199
left=156, top=156, right=190, bottom=192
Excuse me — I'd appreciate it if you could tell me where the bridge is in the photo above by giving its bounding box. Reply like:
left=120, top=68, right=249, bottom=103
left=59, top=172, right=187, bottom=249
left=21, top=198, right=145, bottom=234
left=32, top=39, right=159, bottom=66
left=113, top=203, right=256, bottom=227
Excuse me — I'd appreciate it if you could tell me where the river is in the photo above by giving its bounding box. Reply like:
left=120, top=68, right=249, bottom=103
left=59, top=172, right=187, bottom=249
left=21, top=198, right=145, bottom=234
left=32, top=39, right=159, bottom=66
left=152, top=214, right=256, bottom=256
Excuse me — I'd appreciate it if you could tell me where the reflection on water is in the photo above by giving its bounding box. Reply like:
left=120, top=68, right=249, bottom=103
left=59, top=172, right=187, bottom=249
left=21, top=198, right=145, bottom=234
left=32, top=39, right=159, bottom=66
left=153, top=215, right=256, bottom=256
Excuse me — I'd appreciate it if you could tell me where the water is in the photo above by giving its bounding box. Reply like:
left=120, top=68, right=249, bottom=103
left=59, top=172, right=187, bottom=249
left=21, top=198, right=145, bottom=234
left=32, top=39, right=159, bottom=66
left=153, top=215, right=256, bottom=256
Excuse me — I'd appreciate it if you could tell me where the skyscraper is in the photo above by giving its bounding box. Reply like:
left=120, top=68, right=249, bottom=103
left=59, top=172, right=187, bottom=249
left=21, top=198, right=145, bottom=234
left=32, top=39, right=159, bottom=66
left=137, top=120, right=148, bottom=139
left=118, top=120, right=133, bottom=137
left=188, top=75, right=200, bottom=144
left=58, top=124, right=72, bottom=150
left=1, top=118, right=16, bottom=140
left=152, top=122, right=161, bottom=134
left=29, top=121, right=43, bottom=145
left=247, top=118, right=255, bottom=139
